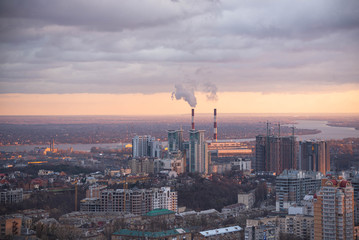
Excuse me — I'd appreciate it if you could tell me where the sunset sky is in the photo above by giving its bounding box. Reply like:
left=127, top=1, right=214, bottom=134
left=0, top=0, right=359, bottom=115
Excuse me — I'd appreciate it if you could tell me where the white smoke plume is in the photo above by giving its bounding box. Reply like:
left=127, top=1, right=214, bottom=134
left=204, top=82, right=218, bottom=101
left=171, top=84, right=197, bottom=108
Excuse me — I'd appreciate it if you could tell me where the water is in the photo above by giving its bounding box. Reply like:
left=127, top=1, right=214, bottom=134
left=1, top=120, right=358, bottom=152
left=284, top=120, right=359, bottom=141
left=0, top=143, right=129, bottom=153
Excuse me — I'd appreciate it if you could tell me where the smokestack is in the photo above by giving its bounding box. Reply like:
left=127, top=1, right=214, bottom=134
left=213, top=108, right=217, bottom=142
left=191, top=108, right=195, bottom=130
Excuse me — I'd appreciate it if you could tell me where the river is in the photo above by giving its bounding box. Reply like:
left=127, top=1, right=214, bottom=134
left=1, top=120, right=358, bottom=152
left=284, top=120, right=359, bottom=141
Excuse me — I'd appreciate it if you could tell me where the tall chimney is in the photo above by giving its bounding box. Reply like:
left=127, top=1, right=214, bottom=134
left=191, top=108, right=195, bottom=130
left=213, top=108, right=217, bottom=142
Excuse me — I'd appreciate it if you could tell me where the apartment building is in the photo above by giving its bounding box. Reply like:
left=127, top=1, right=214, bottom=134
left=80, top=187, right=177, bottom=215
left=276, top=170, right=323, bottom=211
left=0, top=188, right=23, bottom=204
left=314, top=178, right=354, bottom=240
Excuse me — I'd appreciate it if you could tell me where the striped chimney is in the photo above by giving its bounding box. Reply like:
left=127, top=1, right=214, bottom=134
left=214, top=108, right=217, bottom=141
left=191, top=108, right=195, bottom=130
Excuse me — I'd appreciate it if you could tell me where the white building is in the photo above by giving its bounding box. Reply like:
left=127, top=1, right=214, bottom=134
left=231, top=158, right=252, bottom=171
left=154, top=158, right=183, bottom=175
left=238, top=191, right=255, bottom=209
left=152, top=187, right=178, bottom=212
left=0, top=189, right=23, bottom=204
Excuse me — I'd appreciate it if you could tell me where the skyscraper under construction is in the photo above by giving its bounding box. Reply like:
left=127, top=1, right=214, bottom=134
left=298, top=140, right=330, bottom=175
left=254, top=124, right=296, bottom=175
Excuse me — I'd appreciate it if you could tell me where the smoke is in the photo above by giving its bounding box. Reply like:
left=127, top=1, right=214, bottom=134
left=171, top=84, right=197, bottom=108
left=204, top=82, right=218, bottom=101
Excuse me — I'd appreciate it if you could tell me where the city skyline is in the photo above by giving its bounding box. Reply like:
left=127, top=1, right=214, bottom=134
left=1, top=0, right=359, bottom=115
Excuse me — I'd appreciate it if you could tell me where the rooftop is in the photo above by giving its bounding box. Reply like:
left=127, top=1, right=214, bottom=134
left=144, top=208, right=175, bottom=217
left=199, top=226, right=242, bottom=237
left=113, top=228, right=189, bottom=237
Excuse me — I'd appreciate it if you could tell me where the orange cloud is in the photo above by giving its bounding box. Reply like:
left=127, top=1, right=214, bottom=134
left=0, top=91, right=358, bottom=115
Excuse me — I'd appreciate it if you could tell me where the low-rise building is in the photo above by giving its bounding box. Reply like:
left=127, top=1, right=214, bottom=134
left=231, top=158, right=252, bottom=171
left=197, top=226, right=243, bottom=240
left=112, top=228, right=191, bottom=240
left=245, top=214, right=314, bottom=240
left=222, top=203, right=246, bottom=218
left=238, top=191, right=255, bottom=209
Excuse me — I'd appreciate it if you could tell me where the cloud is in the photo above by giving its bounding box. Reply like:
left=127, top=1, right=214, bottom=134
left=203, top=82, right=218, bottom=101
left=0, top=0, right=358, bottom=95
left=171, top=84, right=197, bottom=108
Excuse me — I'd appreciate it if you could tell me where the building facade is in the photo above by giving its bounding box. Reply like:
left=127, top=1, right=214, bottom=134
left=0, top=215, right=22, bottom=238
left=238, top=192, right=255, bottom=209
left=130, top=158, right=154, bottom=175
left=81, top=187, right=177, bottom=215
left=0, top=188, right=23, bottom=204
left=186, top=130, right=210, bottom=174
left=350, top=173, right=359, bottom=226
left=314, top=178, right=354, bottom=240
left=132, top=135, right=161, bottom=158
left=255, top=135, right=296, bottom=175
left=167, top=129, right=183, bottom=152
left=276, top=170, right=323, bottom=212
left=245, top=215, right=314, bottom=240
left=299, top=140, right=330, bottom=175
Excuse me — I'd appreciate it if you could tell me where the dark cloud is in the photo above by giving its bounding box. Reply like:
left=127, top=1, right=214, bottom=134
left=0, top=0, right=358, bottom=94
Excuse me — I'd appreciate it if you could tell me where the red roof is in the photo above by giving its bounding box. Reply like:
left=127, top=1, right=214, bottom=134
left=330, top=179, right=338, bottom=185
left=339, top=180, right=348, bottom=188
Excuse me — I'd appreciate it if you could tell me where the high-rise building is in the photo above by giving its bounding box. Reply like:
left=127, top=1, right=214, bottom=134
left=132, top=135, right=161, bottom=158
left=314, top=177, right=354, bottom=240
left=276, top=170, right=323, bottom=212
left=167, top=129, right=183, bottom=152
left=186, top=130, right=210, bottom=174
left=299, top=140, right=330, bottom=175
left=351, top=174, right=359, bottom=226
left=255, top=135, right=296, bottom=175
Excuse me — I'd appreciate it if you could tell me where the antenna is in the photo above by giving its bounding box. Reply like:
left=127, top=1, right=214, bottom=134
left=292, top=125, right=295, bottom=137
left=278, top=122, right=281, bottom=137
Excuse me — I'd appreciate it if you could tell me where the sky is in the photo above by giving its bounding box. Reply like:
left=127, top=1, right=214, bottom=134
left=0, top=0, right=359, bottom=115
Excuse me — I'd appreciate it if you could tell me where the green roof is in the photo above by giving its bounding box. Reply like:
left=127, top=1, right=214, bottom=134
left=113, top=228, right=189, bottom=238
left=144, top=208, right=175, bottom=217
